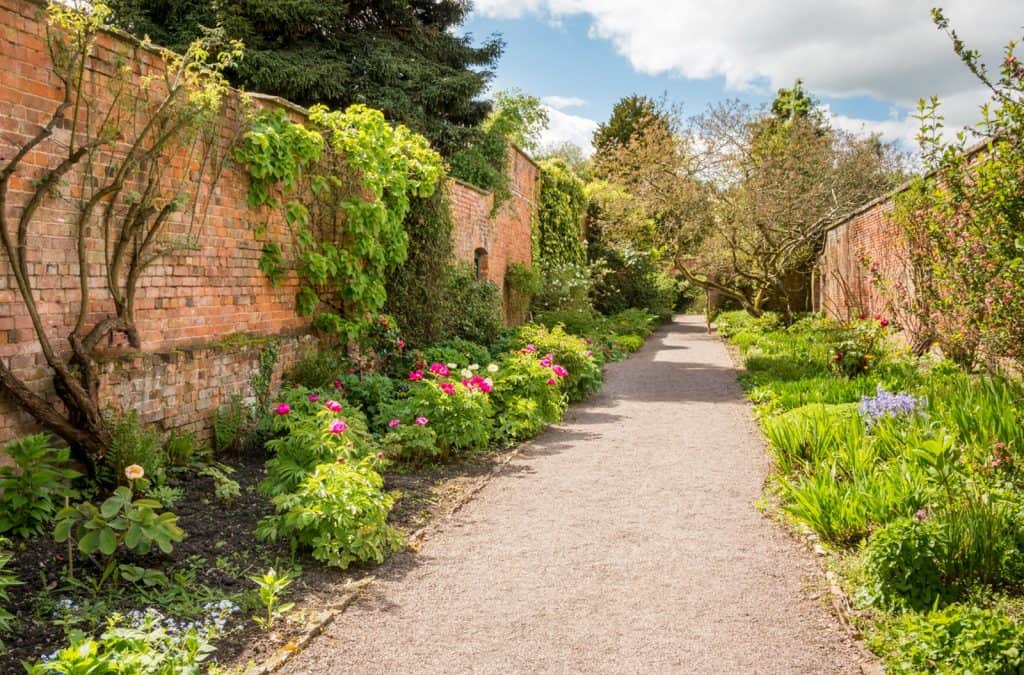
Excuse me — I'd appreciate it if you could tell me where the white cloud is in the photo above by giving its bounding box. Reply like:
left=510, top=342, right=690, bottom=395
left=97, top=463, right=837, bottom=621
left=541, top=95, right=587, bottom=110
left=539, top=105, right=599, bottom=156
left=474, top=0, right=1024, bottom=133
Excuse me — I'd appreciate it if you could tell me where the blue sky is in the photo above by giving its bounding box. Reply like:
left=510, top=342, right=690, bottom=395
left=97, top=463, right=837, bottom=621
left=462, top=1, right=1024, bottom=154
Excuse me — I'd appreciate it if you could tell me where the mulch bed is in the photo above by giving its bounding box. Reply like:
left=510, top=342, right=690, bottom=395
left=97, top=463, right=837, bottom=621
left=3, top=447, right=508, bottom=671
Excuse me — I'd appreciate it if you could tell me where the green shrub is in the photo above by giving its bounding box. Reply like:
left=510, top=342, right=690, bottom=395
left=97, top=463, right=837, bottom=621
left=533, top=261, right=593, bottom=312
left=164, top=431, right=200, bottom=468
left=261, top=391, right=376, bottom=496
left=0, top=539, right=18, bottom=643
left=490, top=352, right=567, bottom=443
left=762, top=403, right=863, bottom=475
left=828, top=320, right=886, bottom=378
left=256, top=458, right=401, bottom=569
left=607, top=308, right=658, bottom=337
left=0, top=435, right=79, bottom=538
left=339, top=373, right=398, bottom=427
left=422, top=338, right=492, bottom=371
left=515, top=323, right=603, bottom=402
left=872, top=604, right=1024, bottom=674
left=383, top=375, right=494, bottom=458
left=212, top=396, right=249, bottom=457
left=106, top=410, right=167, bottom=486
left=534, top=308, right=605, bottom=337
left=613, top=334, right=644, bottom=353
left=285, top=348, right=347, bottom=389
left=440, top=264, right=504, bottom=345
left=860, top=517, right=947, bottom=611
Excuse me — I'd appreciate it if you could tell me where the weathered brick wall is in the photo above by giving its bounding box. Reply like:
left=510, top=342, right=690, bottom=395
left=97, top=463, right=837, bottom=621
left=448, top=145, right=538, bottom=323
left=0, top=0, right=537, bottom=446
left=816, top=192, right=909, bottom=321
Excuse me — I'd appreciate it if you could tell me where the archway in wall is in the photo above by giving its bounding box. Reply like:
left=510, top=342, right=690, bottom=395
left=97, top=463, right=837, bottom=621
left=474, top=247, right=489, bottom=281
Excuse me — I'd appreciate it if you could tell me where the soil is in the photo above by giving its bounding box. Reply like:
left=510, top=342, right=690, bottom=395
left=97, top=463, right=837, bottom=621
left=3, top=440, right=515, bottom=671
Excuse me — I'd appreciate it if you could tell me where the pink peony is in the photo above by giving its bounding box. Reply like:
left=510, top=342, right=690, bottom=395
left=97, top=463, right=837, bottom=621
left=440, top=382, right=456, bottom=395
left=329, top=419, right=347, bottom=434
left=547, top=378, right=557, bottom=386
left=539, top=357, right=552, bottom=368
left=388, top=419, right=400, bottom=428
left=429, top=363, right=451, bottom=377
left=415, top=416, right=429, bottom=426
left=325, top=400, right=343, bottom=412
left=879, top=318, right=890, bottom=328
left=333, top=379, right=342, bottom=389
left=396, top=339, right=405, bottom=350
left=524, top=344, right=537, bottom=353
left=409, top=369, right=424, bottom=381
left=586, top=350, right=593, bottom=357
left=308, top=393, right=319, bottom=403
left=552, top=365, right=569, bottom=378
left=275, top=403, right=291, bottom=415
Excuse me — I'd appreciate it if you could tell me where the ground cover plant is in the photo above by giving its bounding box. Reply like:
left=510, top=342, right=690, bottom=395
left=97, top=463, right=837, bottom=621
left=718, top=310, right=1024, bottom=672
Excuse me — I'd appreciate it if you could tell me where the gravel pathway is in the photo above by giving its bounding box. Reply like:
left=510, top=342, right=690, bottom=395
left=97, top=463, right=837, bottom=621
left=289, top=315, right=874, bottom=674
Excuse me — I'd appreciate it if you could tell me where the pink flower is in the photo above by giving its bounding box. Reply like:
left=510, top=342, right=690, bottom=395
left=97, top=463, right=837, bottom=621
left=333, top=379, right=342, bottom=389
left=388, top=419, right=400, bottom=428
left=586, top=350, right=593, bottom=357
left=552, top=365, right=569, bottom=378
left=539, top=357, right=552, bottom=368
left=879, top=319, right=890, bottom=328
left=415, top=416, right=428, bottom=426
left=377, top=452, right=385, bottom=459
left=396, top=339, right=405, bottom=350
left=329, top=419, right=347, bottom=434
left=547, top=378, right=557, bottom=386
left=275, top=403, right=291, bottom=415
left=429, top=363, right=450, bottom=377
left=409, top=369, right=424, bottom=381
left=914, top=508, right=928, bottom=521
left=440, top=382, right=456, bottom=395
left=336, top=456, right=346, bottom=463
left=308, top=393, right=319, bottom=403
left=524, top=344, right=537, bottom=353
left=325, top=400, right=342, bottom=412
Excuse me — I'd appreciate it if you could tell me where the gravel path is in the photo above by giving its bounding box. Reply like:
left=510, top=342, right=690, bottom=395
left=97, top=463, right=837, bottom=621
left=289, top=315, right=874, bottom=674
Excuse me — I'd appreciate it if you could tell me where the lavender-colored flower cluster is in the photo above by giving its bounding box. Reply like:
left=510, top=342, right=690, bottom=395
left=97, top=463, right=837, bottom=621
left=858, top=387, right=926, bottom=427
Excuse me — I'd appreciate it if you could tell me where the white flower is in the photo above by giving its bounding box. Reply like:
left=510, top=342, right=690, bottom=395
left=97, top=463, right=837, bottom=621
left=460, top=368, right=473, bottom=379
left=468, top=363, right=479, bottom=371
left=446, top=362, right=458, bottom=370
left=487, top=363, right=499, bottom=373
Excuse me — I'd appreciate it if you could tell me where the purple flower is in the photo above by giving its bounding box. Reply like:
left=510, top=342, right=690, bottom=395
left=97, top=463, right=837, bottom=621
left=388, top=419, right=400, bottom=428
left=308, top=393, right=319, bottom=403
left=858, top=386, right=926, bottom=427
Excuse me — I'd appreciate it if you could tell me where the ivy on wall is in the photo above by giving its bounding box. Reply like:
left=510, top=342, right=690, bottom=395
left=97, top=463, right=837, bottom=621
left=235, top=105, right=444, bottom=336
left=536, top=159, right=588, bottom=267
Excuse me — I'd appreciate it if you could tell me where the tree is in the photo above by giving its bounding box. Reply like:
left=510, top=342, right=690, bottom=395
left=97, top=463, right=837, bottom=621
left=0, top=4, right=240, bottom=472
left=485, top=89, right=549, bottom=153
left=592, top=94, right=663, bottom=158
left=106, top=0, right=503, bottom=157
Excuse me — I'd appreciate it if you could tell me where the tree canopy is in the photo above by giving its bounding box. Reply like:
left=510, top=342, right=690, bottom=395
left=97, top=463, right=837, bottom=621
left=107, top=0, right=503, bottom=157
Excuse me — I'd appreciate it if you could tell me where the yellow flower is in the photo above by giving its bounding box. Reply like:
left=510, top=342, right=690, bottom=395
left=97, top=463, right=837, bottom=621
left=124, top=464, right=145, bottom=481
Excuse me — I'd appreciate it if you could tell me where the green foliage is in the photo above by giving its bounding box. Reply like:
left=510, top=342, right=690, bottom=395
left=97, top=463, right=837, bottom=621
left=422, top=339, right=493, bottom=372
left=286, top=349, right=347, bottom=390
left=54, top=485, right=185, bottom=577
left=861, top=517, right=947, bottom=611
left=0, top=539, right=19, bottom=644
left=107, top=0, right=502, bottom=158
left=0, top=435, right=79, bottom=538
left=147, top=485, right=185, bottom=510
left=872, top=604, right=1024, bottom=674
left=257, top=458, right=401, bottom=569
left=24, top=608, right=223, bottom=674
left=589, top=247, right=677, bottom=319
left=483, top=89, right=549, bottom=154
left=536, top=160, right=588, bottom=267
left=340, top=373, right=398, bottom=426
left=252, top=342, right=280, bottom=413
left=828, top=320, right=887, bottom=378
left=384, top=378, right=494, bottom=457
left=533, top=262, right=593, bottom=312
left=236, top=106, right=444, bottom=334
left=440, top=265, right=504, bottom=346
left=261, top=391, right=376, bottom=497
left=490, top=352, right=567, bottom=443
left=505, top=262, right=542, bottom=321
left=198, top=465, right=242, bottom=502
left=106, top=410, right=167, bottom=486
left=212, top=396, right=249, bottom=457
left=592, top=94, right=662, bottom=159
left=250, top=568, right=294, bottom=631
left=514, top=324, right=603, bottom=402
left=380, top=420, right=441, bottom=465
left=164, top=431, right=200, bottom=468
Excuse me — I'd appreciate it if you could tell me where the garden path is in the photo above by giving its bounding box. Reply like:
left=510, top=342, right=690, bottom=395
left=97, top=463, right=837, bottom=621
left=289, top=315, right=874, bottom=674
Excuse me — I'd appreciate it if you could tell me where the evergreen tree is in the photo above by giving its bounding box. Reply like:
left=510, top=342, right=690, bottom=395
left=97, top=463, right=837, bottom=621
left=107, top=0, right=504, bottom=156
left=592, top=95, right=661, bottom=157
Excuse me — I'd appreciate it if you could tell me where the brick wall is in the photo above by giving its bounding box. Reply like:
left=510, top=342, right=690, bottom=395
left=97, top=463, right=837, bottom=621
left=0, top=0, right=536, bottom=445
left=448, top=145, right=538, bottom=323
left=816, top=192, right=908, bottom=321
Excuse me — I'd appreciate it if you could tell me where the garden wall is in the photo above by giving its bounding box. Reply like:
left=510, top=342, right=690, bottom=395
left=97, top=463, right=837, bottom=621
left=448, top=145, right=538, bottom=323
left=815, top=192, right=907, bottom=320
left=0, top=0, right=535, bottom=445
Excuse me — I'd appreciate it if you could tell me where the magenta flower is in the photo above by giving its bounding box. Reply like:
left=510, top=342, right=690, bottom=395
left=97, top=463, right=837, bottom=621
left=547, top=378, right=556, bottom=386
left=539, top=357, right=552, bottom=367
left=524, top=344, right=537, bottom=353
left=440, top=382, right=456, bottom=395
left=409, top=369, right=424, bottom=381
left=325, top=400, right=342, bottom=412
left=552, top=365, right=569, bottom=378
left=429, top=362, right=451, bottom=377
left=586, top=350, right=593, bottom=357
left=388, top=419, right=400, bottom=428
left=415, top=416, right=429, bottom=426
left=275, top=403, right=291, bottom=415
left=880, top=318, right=890, bottom=328
left=329, top=419, right=347, bottom=434
left=333, top=379, right=342, bottom=389
left=308, top=393, right=319, bottom=403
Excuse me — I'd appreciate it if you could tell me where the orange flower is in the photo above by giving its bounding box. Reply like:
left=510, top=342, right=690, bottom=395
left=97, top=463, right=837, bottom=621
left=124, top=464, right=145, bottom=481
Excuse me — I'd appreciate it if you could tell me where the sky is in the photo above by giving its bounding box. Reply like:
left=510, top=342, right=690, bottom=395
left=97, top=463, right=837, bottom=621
left=462, top=1, right=1024, bottom=156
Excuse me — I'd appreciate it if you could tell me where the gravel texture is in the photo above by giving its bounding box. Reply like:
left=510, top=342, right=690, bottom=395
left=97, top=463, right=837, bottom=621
left=288, top=316, right=875, bottom=674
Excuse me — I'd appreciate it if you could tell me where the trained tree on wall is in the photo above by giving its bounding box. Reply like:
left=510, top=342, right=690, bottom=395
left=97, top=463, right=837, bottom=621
left=0, top=4, right=240, bottom=472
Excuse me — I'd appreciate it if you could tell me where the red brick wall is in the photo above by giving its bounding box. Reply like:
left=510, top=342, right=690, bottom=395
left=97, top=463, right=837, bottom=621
left=448, top=145, right=538, bottom=322
left=816, top=194, right=909, bottom=321
left=0, top=0, right=537, bottom=445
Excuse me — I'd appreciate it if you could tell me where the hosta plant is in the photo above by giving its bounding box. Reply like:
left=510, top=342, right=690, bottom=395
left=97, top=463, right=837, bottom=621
left=0, top=434, right=80, bottom=538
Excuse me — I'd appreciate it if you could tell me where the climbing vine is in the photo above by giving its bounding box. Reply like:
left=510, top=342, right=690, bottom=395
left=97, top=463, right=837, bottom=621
left=536, top=159, right=588, bottom=267
left=235, top=104, right=444, bottom=336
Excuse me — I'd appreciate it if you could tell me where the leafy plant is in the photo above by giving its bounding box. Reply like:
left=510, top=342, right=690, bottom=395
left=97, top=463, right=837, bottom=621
left=199, top=465, right=241, bottom=502
left=164, top=431, right=201, bottom=468
left=250, top=568, right=295, bottom=631
left=860, top=517, right=947, bottom=611
left=383, top=374, right=494, bottom=458
left=256, top=458, right=401, bottom=569
left=0, top=539, right=19, bottom=645
left=0, top=434, right=80, bottom=538
left=380, top=419, right=441, bottom=464
left=490, top=353, right=567, bottom=443
left=147, top=485, right=185, bottom=509
left=828, top=319, right=886, bottom=378
left=212, top=396, right=249, bottom=457
left=340, top=373, right=398, bottom=426
left=106, top=410, right=167, bottom=486
left=515, top=323, right=603, bottom=402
